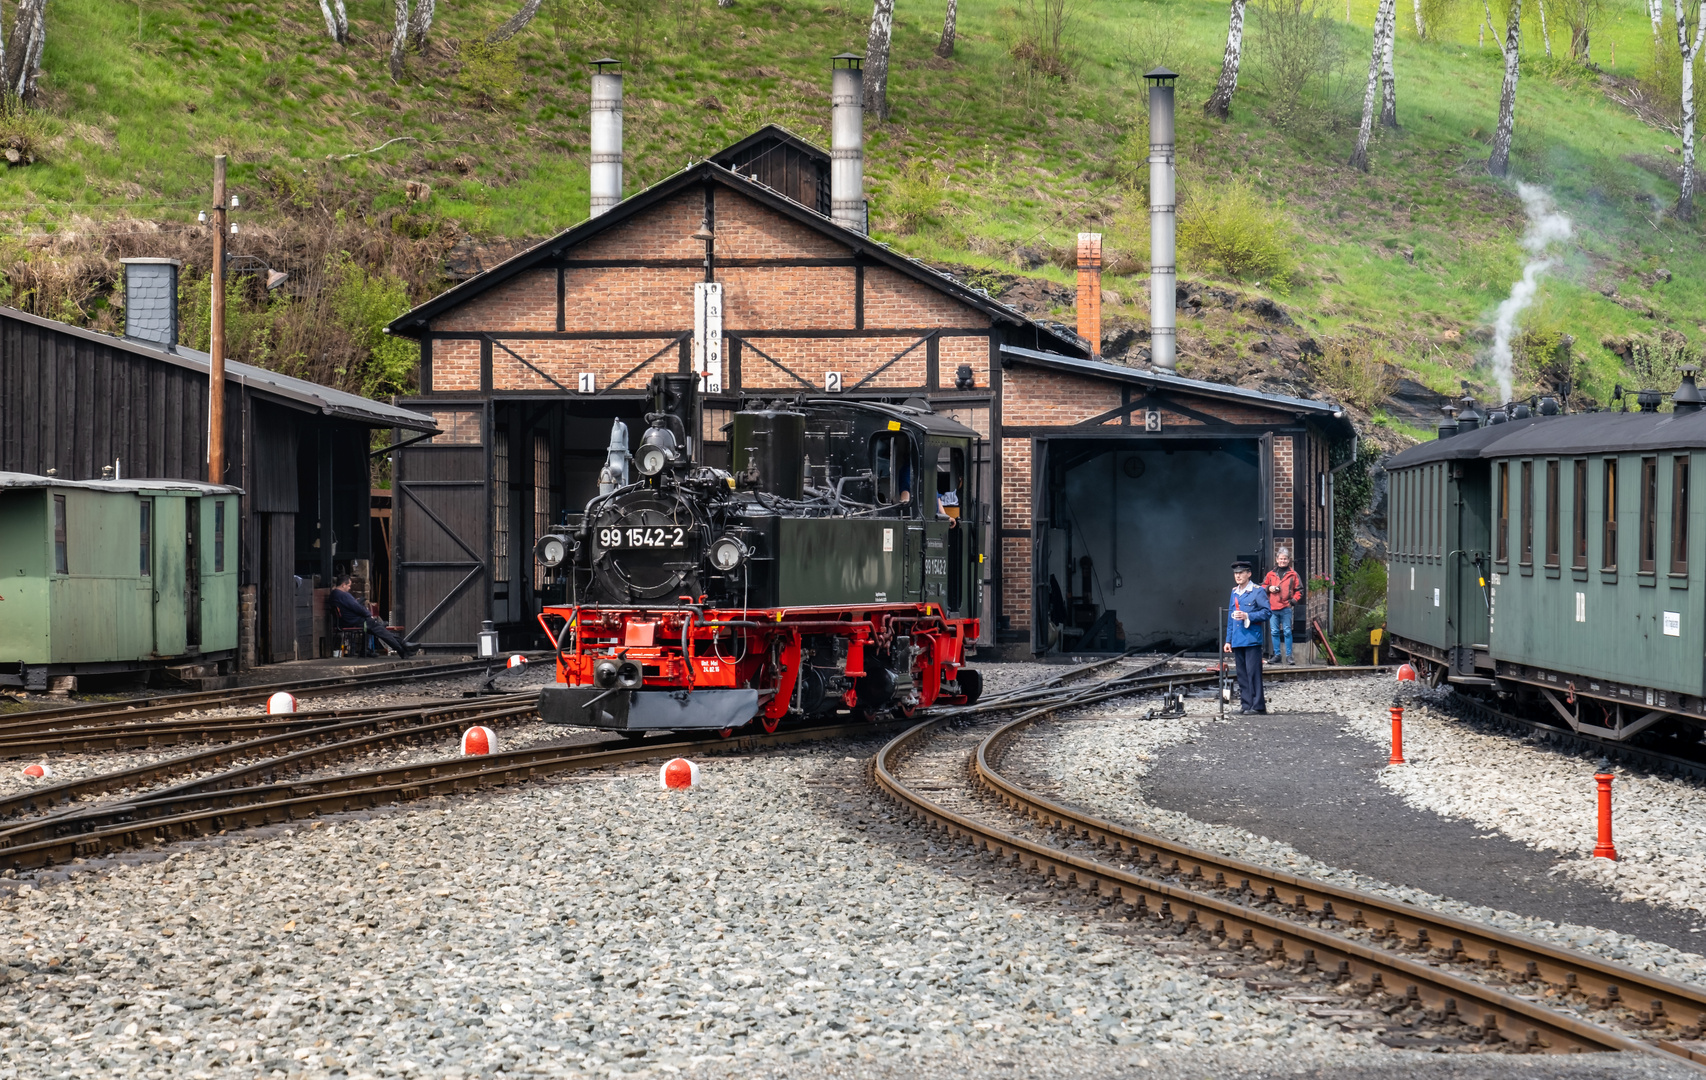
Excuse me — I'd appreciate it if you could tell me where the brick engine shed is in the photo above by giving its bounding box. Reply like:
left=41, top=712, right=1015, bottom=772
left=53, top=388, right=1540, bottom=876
left=385, top=127, right=1353, bottom=657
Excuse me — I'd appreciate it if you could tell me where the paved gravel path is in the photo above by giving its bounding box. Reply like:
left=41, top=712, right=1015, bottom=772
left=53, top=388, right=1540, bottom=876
left=1142, top=710, right=1706, bottom=952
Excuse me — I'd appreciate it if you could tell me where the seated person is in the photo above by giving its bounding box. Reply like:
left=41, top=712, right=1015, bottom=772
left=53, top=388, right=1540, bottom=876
left=936, top=486, right=960, bottom=526
left=329, top=574, right=415, bottom=658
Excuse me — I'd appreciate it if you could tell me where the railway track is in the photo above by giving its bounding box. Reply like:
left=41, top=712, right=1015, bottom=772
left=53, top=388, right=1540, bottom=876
left=0, top=655, right=540, bottom=732
left=875, top=669, right=1706, bottom=1067
left=1446, top=692, right=1706, bottom=785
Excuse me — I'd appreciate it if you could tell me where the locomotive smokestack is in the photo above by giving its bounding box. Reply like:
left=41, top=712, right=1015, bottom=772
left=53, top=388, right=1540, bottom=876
left=1145, top=67, right=1178, bottom=371
left=830, top=53, right=866, bottom=233
left=1077, top=233, right=1102, bottom=359
left=589, top=58, right=624, bottom=218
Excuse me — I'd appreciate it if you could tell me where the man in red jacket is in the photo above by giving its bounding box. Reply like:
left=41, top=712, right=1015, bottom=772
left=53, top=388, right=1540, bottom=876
left=1263, top=548, right=1304, bottom=665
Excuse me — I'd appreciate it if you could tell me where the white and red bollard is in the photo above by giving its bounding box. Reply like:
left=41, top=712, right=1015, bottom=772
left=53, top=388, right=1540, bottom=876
left=461, top=726, right=498, bottom=756
left=1593, top=757, right=1619, bottom=861
left=21, top=763, right=51, bottom=780
left=1388, top=699, right=1406, bottom=765
left=266, top=691, right=297, bottom=715
left=660, top=758, right=699, bottom=789
left=507, top=654, right=527, bottom=670
left=1396, top=663, right=1417, bottom=683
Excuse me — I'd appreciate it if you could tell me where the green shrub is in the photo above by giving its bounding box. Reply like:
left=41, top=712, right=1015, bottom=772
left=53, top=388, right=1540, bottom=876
left=327, top=255, right=419, bottom=398
left=1177, top=179, right=1297, bottom=287
left=879, top=157, right=950, bottom=235
left=0, top=97, right=47, bottom=166
left=1327, top=558, right=1387, bottom=665
left=1310, top=336, right=1400, bottom=412
left=461, top=39, right=522, bottom=109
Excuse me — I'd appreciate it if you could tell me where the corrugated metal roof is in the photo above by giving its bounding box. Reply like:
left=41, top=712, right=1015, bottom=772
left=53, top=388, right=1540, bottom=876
left=0, top=471, right=242, bottom=494
left=997, top=344, right=1355, bottom=437
left=1387, top=410, right=1706, bottom=467
left=0, top=306, right=438, bottom=433
left=1385, top=416, right=1537, bottom=466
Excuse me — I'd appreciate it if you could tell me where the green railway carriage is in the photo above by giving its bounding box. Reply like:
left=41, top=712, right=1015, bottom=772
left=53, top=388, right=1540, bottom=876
left=0, top=472, right=241, bottom=690
left=1387, top=403, right=1706, bottom=741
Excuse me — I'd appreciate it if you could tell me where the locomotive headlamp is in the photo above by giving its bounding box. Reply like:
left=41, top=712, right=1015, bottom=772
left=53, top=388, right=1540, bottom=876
left=709, top=535, right=748, bottom=572
left=534, top=532, right=572, bottom=568
left=636, top=424, right=680, bottom=477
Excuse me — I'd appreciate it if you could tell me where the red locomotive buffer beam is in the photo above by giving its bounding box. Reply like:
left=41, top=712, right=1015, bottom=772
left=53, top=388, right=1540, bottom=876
left=536, top=604, right=981, bottom=734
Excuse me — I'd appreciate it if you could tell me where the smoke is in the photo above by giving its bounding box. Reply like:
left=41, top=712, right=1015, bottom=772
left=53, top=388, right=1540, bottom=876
left=1489, top=183, right=1573, bottom=405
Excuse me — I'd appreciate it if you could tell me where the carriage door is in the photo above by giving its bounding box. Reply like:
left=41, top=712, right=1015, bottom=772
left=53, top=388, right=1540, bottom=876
left=1453, top=462, right=1493, bottom=655
left=150, top=496, right=188, bottom=657
left=393, top=402, right=490, bottom=650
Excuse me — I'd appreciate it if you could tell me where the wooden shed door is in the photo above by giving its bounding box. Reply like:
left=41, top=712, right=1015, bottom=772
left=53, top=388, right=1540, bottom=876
left=394, top=402, right=489, bottom=650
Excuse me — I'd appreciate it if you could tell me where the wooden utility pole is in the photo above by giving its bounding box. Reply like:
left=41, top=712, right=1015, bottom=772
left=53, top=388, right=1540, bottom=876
left=209, top=154, right=227, bottom=484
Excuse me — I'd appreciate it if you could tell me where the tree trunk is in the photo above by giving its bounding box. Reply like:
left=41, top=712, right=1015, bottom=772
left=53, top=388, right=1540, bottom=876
left=1651, top=0, right=1664, bottom=42
left=7, top=0, right=46, bottom=101
left=1350, top=0, right=1395, bottom=169
left=1381, top=0, right=1399, bottom=129
left=389, top=0, right=410, bottom=81
left=1414, top=0, right=1425, bottom=37
left=408, top=0, right=435, bottom=51
left=1675, top=0, right=1706, bottom=217
left=1488, top=0, right=1522, bottom=177
left=318, top=0, right=349, bottom=44
left=487, top=0, right=545, bottom=43
left=936, top=0, right=958, bottom=58
left=1536, top=0, right=1552, bottom=58
left=864, top=0, right=896, bottom=121
left=1203, top=0, right=1248, bottom=118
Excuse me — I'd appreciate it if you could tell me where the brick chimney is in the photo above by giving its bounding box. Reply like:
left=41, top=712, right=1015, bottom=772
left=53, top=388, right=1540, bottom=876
left=1076, top=232, right=1102, bottom=359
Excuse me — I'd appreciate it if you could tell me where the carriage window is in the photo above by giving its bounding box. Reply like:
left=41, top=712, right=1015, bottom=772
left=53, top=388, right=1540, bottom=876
left=493, top=428, right=511, bottom=591
left=934, top=445, right=964, bottom=520
left=1572, top=460, right=1588, bottom=569
left=140, top=498, right=153, bottom=577
left=1603, top=460, right=1618, bottom=571
left=214, top=500, right=226, bottom=574
left=1671, top=455, right=1689, bottom=575
left=1544, top=460, right=1560, bottom=568
left=871, top=432, right=915, bottom=510
left=53, top=494, right=67, bottom=574
left=1520, top=461, right=1533, bottom=566
left=1496, top=463, right=1510, bottom=563
left=1639, top=456, right=1658, bottom=574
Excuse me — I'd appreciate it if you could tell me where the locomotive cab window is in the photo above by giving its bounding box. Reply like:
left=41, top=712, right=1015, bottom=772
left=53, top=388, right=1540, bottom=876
left=1671, top=455, right=1689, bottom=577
left=933, top=445, right=964, bottom=521
left=871, top=431, right=916, bottom=512
left=1496, top=463, right=1510, bottom=565
left=1640, top=456, right=1658, bottom=576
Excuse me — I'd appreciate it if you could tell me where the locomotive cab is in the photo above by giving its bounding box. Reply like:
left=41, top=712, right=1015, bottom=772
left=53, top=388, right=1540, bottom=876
left=534, top=376, right=983, bottom=734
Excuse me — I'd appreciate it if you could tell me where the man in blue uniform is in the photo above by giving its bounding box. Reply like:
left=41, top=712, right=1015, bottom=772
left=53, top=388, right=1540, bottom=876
left=1223, top=560, right=1271, bottom=714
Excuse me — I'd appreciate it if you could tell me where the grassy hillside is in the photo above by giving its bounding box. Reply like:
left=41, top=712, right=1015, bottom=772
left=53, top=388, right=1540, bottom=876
left=2, top=0, right=1703, bottom=424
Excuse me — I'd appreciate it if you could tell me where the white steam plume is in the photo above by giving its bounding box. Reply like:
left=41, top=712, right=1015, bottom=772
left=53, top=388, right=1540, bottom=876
left=1489, top=183, right=1573, bottom=406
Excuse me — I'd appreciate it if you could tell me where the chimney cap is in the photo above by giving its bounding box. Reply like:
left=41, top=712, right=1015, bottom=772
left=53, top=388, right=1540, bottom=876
left=589, top=57, right=622, bottom=71
left=119, top=257, right=182, bottom=267
left=831, top=52, right=864, bottom=68
left=1144, top=66, right=1179, bottom=85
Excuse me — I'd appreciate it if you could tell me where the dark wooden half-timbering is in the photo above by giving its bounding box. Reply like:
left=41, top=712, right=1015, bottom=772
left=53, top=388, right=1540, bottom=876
left=709, top=124, right=833, bottom=218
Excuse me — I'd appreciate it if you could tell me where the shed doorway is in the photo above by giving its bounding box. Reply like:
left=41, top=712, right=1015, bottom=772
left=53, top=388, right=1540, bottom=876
left=1034, top=437, right=1268, bottom=653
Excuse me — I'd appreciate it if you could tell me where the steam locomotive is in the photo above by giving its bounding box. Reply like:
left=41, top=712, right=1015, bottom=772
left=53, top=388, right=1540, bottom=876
left=533, top=374, right=984, bottom=734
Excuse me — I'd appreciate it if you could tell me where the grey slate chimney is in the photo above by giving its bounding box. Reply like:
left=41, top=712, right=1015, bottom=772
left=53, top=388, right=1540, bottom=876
left=120, top=258, right=181, bottom=350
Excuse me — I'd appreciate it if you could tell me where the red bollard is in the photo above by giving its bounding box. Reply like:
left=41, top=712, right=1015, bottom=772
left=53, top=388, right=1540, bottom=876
left=1396, top=662, right=1417, bottom=683
left=1593, top=758, right=1618, bottom=861
left=1388, top=701, right=1406, bottom=765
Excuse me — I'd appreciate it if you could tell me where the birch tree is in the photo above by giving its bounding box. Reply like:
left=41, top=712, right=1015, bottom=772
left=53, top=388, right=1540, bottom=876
left=1675, top=0, right=1706, bottom=217
left=1486, top=0, right=1522, bottom=177
left=389, top=0, right=411, bottom=81
left=1381, top=0, right=1399, bottom=128
left=1415, top=0, right=1425, bottom=34
left=408, top=0, right=435, bottom=51
left=1350, top=0, right=1396, bottom=169
left=1536, top=0, right=1553, bottom=57
left=937, top=0, right=958, bottom=57
left=317, top=0, right=349, bottom=44
left=864, top=0, right=896, bottom=120
left=5, top=0, right=47, bottom=102
left=1650, top=0, right=1664, bottom=41
left=487, top=0, right=546, bottom=43
left=1204, top=0, right=1249, bottom=118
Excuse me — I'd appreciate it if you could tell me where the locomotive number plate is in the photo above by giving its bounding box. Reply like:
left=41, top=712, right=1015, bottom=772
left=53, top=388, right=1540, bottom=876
left=598, top=526, right=688, bottom=549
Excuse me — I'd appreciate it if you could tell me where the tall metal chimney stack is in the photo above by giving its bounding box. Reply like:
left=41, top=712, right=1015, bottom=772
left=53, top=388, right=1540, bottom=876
left=1145, top=67, right=1179, bottom=371
left=589, top=58, right=624, bottom=218
left=830, top=53, right=866, bottom=234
